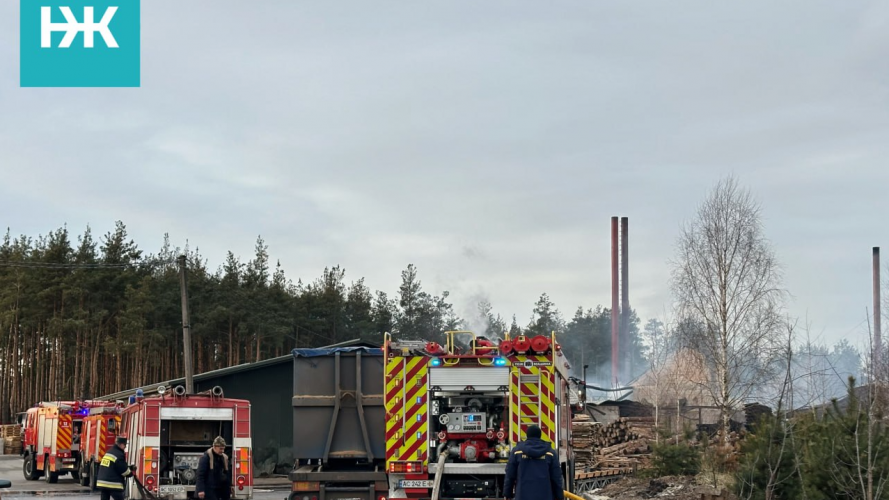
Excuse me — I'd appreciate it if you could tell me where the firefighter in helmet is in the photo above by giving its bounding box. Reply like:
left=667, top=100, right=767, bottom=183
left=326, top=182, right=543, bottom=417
left=96, top=436, right=136, bottom=500
left=196, top=436, right=232, bottom=500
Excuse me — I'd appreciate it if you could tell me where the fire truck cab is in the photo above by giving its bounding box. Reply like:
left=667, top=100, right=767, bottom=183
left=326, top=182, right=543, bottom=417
left=119, top=386, right=253, bottom=500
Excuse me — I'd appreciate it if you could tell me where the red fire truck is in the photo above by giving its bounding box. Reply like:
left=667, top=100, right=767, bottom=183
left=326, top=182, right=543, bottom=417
left=78, top=403, right=125, bottom=488
left=119, top=385, right=254, bottom=500
left=22, top=400, right=117, bottom=483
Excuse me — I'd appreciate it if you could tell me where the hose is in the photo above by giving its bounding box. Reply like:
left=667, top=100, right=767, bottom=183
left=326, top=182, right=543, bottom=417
left=430, top=444, right=448, bottom=500
left=564, top=491, right=585, bottom=500
left=131, top=473, right=158, bottom=500
left=569, top=377, right=634, bottom=392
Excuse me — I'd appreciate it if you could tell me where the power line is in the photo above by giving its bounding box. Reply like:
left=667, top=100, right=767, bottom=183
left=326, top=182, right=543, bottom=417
left=0, top=259, right=176, bottom=270
left=0, top=261, right=132, bottom=269
left=287, top=324, right=332, bottom=344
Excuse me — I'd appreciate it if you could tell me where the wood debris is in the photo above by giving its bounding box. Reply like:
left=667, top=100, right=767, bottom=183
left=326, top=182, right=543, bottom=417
left=572, top=414, right=654, bottom=474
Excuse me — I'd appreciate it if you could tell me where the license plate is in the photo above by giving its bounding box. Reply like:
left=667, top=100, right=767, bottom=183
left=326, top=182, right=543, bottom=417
left=159, top=486, right=185, bottom=494
left=398, top=480, right=433, bottom=489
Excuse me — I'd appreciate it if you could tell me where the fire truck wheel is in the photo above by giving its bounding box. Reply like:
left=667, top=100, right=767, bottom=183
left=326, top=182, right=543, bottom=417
left=23, top=454, right=40, bottom=481
left=78, top=462, right=89, bottom=487
left=44, top=459, right=59, bottom=484
left=89, top=462, right=98, bottom=491
left=71, top=468, right=80, bottom=481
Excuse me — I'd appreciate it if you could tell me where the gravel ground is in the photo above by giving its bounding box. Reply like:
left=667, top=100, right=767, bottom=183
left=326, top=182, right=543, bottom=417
left=586, top=475, right=735, bottom=500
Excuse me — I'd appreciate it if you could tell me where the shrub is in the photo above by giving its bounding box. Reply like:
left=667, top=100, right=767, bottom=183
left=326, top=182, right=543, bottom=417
left=732, top=415, right=801, bottom=500
left=650, top=441, right=701, bottom=476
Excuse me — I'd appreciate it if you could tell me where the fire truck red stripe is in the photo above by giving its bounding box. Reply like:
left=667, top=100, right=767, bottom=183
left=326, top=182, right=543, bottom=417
left=385, top=361, right=405, bottom=403
left=404, top=417, right=424, bottom=441
left=404, top=374, right=427, bottom=406
left=401, top=439, right=424, bottom=463
left=386, top=357, right=426, bottom=402
left=406, top=362, right=426, bottom=388
left=386, top=383, right=401, bottom=404
left=386, top=424, right=399, bottom=441
left=521, top=403, right=538, bottom=416
left=396, top=417, right=427, bottom=461
left=400, top=424, right=426, bottom=461
left=404, top=395, right=426, bottom=422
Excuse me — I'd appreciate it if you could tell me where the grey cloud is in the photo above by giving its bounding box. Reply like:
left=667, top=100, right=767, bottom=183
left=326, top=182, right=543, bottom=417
left=1, top=0, right=887, bottom=346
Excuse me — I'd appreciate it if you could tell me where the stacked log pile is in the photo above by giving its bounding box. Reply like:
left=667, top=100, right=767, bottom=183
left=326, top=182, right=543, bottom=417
left=572, top=415, right=655, bottom=473
left=571, top=415, right=600, bottom=469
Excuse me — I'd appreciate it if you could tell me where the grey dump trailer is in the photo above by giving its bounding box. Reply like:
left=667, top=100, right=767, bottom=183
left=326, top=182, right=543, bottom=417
left=289, top=347, right=387, bottom=500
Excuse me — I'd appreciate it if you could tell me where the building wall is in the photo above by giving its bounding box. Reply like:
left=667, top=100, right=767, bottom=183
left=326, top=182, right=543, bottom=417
left=193, top=361, right=293, bottom=475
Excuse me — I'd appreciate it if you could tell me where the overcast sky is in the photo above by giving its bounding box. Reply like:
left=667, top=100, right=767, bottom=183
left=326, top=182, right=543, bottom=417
left=1, top=1, right=887, bottom=350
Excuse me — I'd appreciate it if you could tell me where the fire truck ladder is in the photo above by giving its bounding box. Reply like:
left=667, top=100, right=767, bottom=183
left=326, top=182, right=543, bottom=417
left=517, top=374, right=542, bottom=430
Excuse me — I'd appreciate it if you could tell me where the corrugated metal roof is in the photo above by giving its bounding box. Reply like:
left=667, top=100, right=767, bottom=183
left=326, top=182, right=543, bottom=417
left=98, top=338, right=380, bottom=401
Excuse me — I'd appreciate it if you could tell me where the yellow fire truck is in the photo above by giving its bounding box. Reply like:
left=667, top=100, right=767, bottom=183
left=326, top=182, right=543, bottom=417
left=383, top=331, right=574, bottom=499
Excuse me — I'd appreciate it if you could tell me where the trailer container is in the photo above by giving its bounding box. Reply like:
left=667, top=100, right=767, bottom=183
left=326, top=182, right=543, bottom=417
left=288, top=347, right=387, bottom=500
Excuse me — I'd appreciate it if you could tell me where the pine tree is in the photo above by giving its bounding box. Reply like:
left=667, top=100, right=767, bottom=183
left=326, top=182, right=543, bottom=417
left=525, top=293, right=564, bottom=337
left=733, top=414, right=802, bottom=500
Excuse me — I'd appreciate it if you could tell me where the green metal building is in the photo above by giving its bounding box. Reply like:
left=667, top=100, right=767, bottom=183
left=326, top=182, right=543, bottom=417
left=100, top=339, right=378, bottom=475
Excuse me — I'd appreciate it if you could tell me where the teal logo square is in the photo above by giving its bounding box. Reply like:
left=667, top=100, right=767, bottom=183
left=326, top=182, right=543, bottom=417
left=20, top=0, right=140, bottom=87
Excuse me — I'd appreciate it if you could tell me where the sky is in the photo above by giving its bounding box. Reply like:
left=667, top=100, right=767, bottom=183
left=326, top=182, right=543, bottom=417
left=1, top=0, right=888, bottom=351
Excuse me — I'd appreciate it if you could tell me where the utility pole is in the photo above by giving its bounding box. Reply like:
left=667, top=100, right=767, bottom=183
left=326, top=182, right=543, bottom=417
left=178, top=255, right=194, bottom=394
left=611, top=216, right=619, bottom=386
left=874, top=247, right=881, bottom=379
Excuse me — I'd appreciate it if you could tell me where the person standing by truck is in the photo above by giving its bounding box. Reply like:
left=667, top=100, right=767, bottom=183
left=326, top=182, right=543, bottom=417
left=503, top=425, right=565, bottom=500
left=196, top=436, right=231, bottom=500
left=96, top=437, right=136, bottom=500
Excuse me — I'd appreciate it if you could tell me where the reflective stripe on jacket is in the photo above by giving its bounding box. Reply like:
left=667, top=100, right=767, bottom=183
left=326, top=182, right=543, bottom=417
left=96, top=445, right=131, bottom=490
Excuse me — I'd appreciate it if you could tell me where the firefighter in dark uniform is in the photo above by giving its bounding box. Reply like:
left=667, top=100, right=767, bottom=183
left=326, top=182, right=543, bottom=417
left=96, top=436, right=136, bottom=500
left=196, top=436, right=231, bottom=500
left=503, top=425, right=565, bottom=500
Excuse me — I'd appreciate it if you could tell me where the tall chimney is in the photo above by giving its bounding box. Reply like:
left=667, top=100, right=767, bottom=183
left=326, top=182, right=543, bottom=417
left=875, top=247, right=882, bottom=376
left=621, top=217, right=629, bottom=382
left=612, top=216, right=619, bottom=386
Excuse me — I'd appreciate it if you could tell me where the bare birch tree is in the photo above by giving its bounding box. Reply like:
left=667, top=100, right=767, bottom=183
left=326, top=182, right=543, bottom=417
left=670, top=176, right=785, bottom=443
left=639, top=317, right=674, bottom=442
